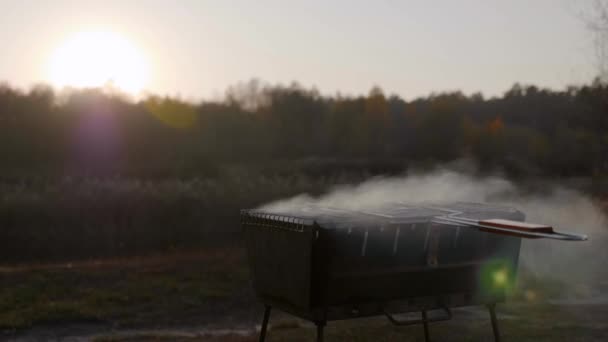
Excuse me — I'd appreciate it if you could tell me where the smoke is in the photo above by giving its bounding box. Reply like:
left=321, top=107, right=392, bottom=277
left=260, top=167, right=608, bottom=299
left=260, top=170, right=515, bottom=212
left=512, top=188, right=608, bottom=296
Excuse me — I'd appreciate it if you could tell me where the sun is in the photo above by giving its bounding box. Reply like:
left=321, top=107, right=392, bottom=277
left=48, top=30, right=149, bottom=94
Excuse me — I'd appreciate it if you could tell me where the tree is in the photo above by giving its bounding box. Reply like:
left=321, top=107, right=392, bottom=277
left=586, top=0, right=608, bottom=82
left=364, top=86, right=391, bottom=156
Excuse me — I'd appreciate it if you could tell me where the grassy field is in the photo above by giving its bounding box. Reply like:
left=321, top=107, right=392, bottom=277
left=1, top=247, right=607, bottom=341
left=0, top=248, right=254, bottom=333
left=0, top=169, right=368, bottom=263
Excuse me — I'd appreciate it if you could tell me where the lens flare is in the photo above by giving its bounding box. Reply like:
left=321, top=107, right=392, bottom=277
left=492, top=268, right=508, bottom=287
left=480, top=259, right=516, bottom=296
left=144, top=96, right=198, bottom=129
left=524, top=289, right=537, bottom=302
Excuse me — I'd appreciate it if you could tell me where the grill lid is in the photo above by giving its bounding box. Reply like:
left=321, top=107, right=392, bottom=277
left=244, top=202, right=587, bottom=241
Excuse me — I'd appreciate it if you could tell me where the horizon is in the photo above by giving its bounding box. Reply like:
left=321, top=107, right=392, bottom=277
left=0, top=0, right=600, bottom=101
left=0, top=77, right=598, bottom=104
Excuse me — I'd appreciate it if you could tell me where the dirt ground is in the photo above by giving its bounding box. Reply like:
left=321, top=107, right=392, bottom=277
left=1, top=249, right=607, bottom=342
left=5, top=303, right=608, bottom=341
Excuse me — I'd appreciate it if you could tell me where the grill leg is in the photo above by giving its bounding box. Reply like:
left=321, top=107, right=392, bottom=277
left=259, top=305, right=271, bottom=342
left=488, top=303, right=501, bottom=342
left=316, top=321, right=325, bottom=342
left=421, top=310, right=430, bottom=342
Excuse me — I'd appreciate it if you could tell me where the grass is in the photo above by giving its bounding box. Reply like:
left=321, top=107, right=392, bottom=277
left=0, top=248, right=251, bottom=331
left=2, top=247, right=607, bottom=341
left=0, top=171, right=364, bottom=263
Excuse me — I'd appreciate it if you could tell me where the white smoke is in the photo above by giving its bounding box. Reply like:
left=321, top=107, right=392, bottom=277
left=513, top=189, right=608, bottom=293
left=260, top=170, right=516, bottom=212
left=260, top=167, right=608, bottom=299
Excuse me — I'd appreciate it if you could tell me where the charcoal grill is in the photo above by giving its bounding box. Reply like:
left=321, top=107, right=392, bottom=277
left=241, top=202, right=587, bottom=341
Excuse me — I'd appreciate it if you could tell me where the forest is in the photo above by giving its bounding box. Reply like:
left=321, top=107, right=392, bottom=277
left=1, top=79, right=607, bottom=178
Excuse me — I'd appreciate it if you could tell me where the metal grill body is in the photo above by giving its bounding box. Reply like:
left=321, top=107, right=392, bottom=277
left=242, top=202, right=532, bottom=341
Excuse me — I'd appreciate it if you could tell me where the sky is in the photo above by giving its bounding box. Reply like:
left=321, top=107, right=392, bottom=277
left=0, top=0, right=601, bottom=100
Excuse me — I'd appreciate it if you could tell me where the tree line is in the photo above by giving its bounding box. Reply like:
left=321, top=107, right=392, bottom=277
left=1, top=79, right=607, bottom=179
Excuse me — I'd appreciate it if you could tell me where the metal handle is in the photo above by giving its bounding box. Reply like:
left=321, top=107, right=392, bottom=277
left=432, top=217, right=588, bottom=241
left=383, top=307, right=452, bottom=326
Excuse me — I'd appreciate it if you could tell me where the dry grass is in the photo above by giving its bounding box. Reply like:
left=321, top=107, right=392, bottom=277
left=0, top=172, right=359, bottom=263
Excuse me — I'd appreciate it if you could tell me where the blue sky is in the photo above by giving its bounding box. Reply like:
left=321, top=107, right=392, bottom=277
left=0, top=0, right=599, bottom=100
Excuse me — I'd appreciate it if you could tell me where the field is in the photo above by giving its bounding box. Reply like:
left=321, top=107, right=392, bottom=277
left=2, top=167, right=608, bottom=263
left=1, top=247, right=608, bottom=341
left=0, top=168, right=363, bottom=263
left=1, top=171, right=607, bottom=341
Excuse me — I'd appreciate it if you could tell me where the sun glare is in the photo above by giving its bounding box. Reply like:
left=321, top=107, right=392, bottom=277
left=48, top=31, right=149, bottom=94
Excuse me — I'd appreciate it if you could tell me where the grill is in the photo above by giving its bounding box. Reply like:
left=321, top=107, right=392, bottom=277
left=241, top=202, right=587, bottom=341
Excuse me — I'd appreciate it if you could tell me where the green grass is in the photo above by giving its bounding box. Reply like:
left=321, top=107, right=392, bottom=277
left=0, top=249, right=250, bottom=330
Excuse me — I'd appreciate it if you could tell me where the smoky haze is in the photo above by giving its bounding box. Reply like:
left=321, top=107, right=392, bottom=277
left=260, top=167, right=608, bottom=298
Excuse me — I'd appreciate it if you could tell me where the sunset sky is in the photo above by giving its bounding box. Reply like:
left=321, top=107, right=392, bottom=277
left=0, top=0, right=599, bottom=99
